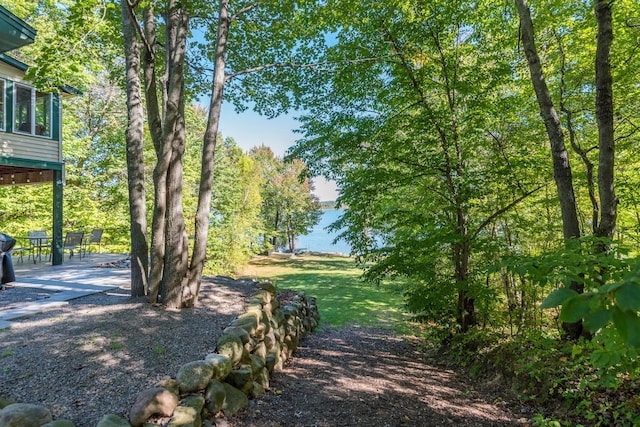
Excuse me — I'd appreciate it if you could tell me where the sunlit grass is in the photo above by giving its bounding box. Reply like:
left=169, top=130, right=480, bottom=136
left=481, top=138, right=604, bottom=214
left=239, top=253, right=411, bottom=331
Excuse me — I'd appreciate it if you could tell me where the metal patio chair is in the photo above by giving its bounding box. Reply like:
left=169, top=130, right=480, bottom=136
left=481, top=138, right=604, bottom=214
left=63, top=231, right=85, bottom=259
left=83, top=228, right=103, bottom=255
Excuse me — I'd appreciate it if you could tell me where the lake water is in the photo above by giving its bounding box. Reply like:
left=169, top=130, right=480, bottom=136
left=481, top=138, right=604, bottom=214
left=297, top=209, right=351, bottom=255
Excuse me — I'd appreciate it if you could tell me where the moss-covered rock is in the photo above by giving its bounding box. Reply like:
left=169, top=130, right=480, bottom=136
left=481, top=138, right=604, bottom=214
left=155, top=378, right=180, bottom=397
left=97, top=414, right=132, bottom=427
left=176, top=361, right=214, bottom=393
left=221, top=383, right=249, bottom=417
left=204, top=353, right=232, bottom=381
left=204, top=380, right=226, bottom=414
left=0, top=403, right=52, bottom=427
left=216, top=335, right=244, bottom=364
left=129, top=387, right=179, bottom=427
left=167, top=406, right=199, bottom=427
left=41, top=420, right=76, bottom=427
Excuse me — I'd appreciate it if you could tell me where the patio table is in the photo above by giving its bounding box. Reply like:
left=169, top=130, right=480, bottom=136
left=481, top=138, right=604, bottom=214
left=18, top=235, right=52, bottom=264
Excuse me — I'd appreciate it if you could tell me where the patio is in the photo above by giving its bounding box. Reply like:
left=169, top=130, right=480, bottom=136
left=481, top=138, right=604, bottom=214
left=0, top=252, right=131, bottom=329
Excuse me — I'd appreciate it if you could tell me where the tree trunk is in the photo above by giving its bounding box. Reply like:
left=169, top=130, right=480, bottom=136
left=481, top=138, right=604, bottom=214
left=184, top=0, right=231, bottom=307
left=141, top=7, right=169, bottom=303
left=455, top=208, right=474, bottom=332
left=515, top=0, right=581, bottom=242
left=138, top=2, right=190, bottom=306
left=594, top=0, right=617, bottom=242
left=158, top=1, right=189, bottom=308
left=121, top=0, right=148, bottom=298
left=515, top=0, right=583, bottom=339
left=272, top=209, right=280, bottom=250
left=162, top=138, right=188, bottom=308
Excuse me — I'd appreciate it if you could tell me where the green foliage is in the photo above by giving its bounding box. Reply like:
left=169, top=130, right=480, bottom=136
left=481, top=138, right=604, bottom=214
left=1, top=0, right=123, bottom=92
left=291, top=0, right=544, bottom=331
left=511, top=241, right=640, bottom=350
left=249, top=146, right=322, bottom=254
left=499, top=239, right=640, bottom=337
left=204, top=138, right=265, bottom=275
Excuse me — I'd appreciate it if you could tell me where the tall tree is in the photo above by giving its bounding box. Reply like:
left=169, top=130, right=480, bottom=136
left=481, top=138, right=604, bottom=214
left=182, top=0, right=231, bottom=306
left=593, top=0, right=616, bottom=243
left=120, top=0, right=330, bottom=307
left=514, top=0, right=581, bottom=243
left=514, top=0, right=618, bottom=339
left=206, top=138, right=265, bottom=274
left=292, top=0, right=539, bottom=332
left=121, top=0, right=148, bottom=297
left=250, top=147, right=321, bottom=253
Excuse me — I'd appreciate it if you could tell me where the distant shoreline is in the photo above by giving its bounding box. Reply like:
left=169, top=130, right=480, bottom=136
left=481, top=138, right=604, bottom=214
left=319, top=200, right=336, bottom=209
left=270, top=250, right=352, bottom=258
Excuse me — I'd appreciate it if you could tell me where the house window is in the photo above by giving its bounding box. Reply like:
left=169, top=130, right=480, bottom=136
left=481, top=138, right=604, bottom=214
left=14, top=84, right=51, bottom=137
left=35, top=91, right=51, bottom=137
left=0, top=79, right=4, bottom=131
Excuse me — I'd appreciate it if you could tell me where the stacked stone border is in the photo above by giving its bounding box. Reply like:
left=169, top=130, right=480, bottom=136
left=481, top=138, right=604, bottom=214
left=0, top=281, right=320, bottom=427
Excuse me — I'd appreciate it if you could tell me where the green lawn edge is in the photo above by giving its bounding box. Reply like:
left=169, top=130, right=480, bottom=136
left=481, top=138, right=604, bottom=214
left=239, top=253, right=411, bottom=332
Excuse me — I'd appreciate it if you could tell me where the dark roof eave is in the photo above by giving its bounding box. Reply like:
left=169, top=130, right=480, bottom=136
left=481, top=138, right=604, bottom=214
left=0, top=53, right=28, bottom=71
left=60, top=84, right=82, bottom=96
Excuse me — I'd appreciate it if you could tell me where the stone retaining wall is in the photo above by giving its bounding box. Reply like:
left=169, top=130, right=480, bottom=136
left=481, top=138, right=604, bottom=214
left=0, top=281, right=320, bottom=427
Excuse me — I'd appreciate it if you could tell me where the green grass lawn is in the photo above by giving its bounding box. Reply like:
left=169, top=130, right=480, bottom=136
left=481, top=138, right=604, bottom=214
left=239, top=253, right=411, bottom=331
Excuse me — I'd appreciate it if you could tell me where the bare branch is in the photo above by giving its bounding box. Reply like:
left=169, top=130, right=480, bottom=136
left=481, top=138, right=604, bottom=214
left=230, top=2, right=261, bottom=22
left=471, top=185, right=545, bottom=240
left=615, top=116, right=640, bottom=142
left=225, top=57, right=384, bottom=81
left=125, top=1, right=154, bottom=59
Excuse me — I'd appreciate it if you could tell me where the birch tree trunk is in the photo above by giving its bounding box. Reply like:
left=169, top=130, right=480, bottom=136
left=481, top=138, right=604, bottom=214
left=121, top=0, right=148, bottom=298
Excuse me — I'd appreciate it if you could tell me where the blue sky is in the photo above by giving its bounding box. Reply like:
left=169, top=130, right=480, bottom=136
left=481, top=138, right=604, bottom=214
left=218, top=102, right=338, bottom=202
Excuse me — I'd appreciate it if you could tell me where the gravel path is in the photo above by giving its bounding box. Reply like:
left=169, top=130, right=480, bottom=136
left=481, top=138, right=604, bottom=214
left=231, top=327, right=529, bottom=427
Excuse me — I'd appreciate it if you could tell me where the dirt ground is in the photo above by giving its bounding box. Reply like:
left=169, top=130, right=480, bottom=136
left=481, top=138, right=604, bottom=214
left=229, top=326, right=530, bottom=427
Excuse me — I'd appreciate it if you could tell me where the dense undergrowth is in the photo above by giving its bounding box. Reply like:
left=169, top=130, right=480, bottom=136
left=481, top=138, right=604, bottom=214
left=438, top=328, right=640, bottom=426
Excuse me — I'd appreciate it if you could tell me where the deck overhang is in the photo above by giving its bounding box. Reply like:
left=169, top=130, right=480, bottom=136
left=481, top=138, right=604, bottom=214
left=0, top=157, right=63, bottom=187
left=0, top=5, right=36, bottom=54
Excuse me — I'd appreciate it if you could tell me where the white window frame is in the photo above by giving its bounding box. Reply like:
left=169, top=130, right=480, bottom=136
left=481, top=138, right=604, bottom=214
left=13, top=83, right=52, bottom=138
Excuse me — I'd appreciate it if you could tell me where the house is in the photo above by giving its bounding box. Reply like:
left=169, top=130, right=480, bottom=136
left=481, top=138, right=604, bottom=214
left=0, top=5, right=75, bottom=265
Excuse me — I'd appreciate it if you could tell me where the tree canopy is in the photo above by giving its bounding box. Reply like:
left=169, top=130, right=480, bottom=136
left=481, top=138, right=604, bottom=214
left=2, top=0, right=640, bottom=389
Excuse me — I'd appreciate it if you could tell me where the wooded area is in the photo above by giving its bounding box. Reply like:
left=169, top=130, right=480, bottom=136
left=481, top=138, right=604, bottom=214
left=1, top=0, right=640, bottom=423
